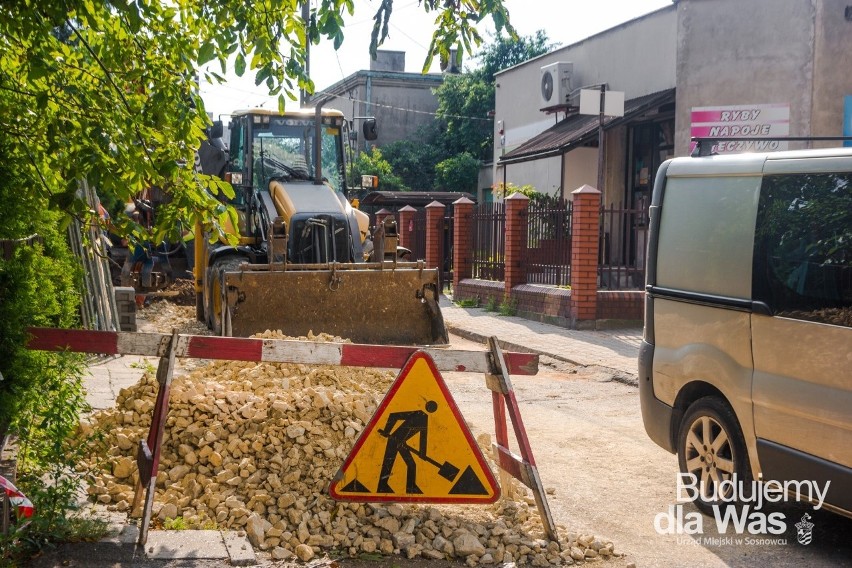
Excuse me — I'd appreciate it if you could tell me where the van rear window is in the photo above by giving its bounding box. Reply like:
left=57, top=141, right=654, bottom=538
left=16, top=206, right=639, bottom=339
left=753, top=173, right=852, bottom=327
left=656, top=175, right=760, bottom=298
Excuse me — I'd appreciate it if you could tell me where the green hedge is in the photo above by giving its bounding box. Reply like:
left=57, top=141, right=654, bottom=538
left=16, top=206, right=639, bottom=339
left=0, top=144, right=103, bottom=563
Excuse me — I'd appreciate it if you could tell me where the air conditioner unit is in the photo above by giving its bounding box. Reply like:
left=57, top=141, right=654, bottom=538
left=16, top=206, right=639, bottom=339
left=540, top=62, right=573, bottom=108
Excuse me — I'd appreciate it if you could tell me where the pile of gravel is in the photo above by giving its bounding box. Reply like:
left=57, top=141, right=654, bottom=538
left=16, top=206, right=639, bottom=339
left=79, top=330, right=619, bottom=565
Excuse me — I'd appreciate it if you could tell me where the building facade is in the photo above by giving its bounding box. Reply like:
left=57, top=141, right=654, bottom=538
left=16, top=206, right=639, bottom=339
left=675, top=0, right=852, bottom=155
left=490, top=0, right=852, bottom=291
left=493, top=5, right=677, bottom=207
left=310, top=51, right=445, bottom=154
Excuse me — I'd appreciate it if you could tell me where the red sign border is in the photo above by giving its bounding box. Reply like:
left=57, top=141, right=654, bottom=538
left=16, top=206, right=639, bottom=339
left=329, top=350, right=500, bottom=504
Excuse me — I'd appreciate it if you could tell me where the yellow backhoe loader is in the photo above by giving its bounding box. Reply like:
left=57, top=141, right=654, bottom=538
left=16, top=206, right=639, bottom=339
left=194, top=107, right=448, bottom=345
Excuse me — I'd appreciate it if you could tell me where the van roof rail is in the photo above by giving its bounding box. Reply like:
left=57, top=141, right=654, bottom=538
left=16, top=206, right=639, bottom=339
left=691, top=136, right=852, bottom=157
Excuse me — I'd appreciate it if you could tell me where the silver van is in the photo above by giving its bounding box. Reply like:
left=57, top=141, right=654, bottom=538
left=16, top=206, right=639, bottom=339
left=640, top=147, right=851, bottom=516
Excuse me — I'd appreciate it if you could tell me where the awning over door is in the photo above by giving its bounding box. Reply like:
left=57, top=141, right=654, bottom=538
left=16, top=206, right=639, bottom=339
left=498, top=88, right=675, bottom=165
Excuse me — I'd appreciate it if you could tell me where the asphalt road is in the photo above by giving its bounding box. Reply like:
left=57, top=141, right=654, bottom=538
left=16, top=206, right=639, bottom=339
left=442, top=335, right=852, bottom=568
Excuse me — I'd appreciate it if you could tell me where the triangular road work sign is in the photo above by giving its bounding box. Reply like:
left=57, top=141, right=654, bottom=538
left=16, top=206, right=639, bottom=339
left=330, top=351, right=500, bottom=503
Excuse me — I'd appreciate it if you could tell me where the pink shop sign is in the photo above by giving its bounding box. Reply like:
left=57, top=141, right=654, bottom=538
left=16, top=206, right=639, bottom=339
left=690, top=103, right=790, bottom=154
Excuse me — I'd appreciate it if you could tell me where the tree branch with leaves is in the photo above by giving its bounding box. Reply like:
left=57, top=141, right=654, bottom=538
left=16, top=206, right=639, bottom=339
left=0, top=0, right=513, bottom=245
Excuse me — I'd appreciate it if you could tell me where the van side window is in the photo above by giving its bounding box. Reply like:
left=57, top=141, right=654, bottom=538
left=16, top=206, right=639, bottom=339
left=753, top=173, right=852, bottom=327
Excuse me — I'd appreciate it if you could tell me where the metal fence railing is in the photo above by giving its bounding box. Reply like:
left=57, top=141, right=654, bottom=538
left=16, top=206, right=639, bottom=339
left=441, top=215, right=453, bottom=289
left=471, top=202, right=505, bottom=281
left=525, top=200, right=572, bottom=287
left=599, top=202, right=648, bottom=290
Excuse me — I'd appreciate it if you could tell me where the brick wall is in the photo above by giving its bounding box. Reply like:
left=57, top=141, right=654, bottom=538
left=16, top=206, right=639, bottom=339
left=569, top=186, right=601, bottom=324
left=596, top=291, right=644, bottom=322
left=513, top=284, right=573, bottom=327
left=455, top=279, right=505, bottom=308
left=503, top=193, right=529, bottom=297
left=450, top=186, right=643, bottom=330
left=452, top=198, right=475, bottom=290
left=424, top=201, right=445, bottom=273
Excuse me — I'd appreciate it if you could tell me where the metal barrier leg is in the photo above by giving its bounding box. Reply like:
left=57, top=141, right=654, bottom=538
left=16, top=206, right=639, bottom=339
left=130, top=330, right=178, bottom=545
left=486, top=336, right=558, bottom=542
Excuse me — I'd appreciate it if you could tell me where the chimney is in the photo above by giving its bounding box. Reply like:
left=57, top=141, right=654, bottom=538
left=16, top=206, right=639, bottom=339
left=442, top=48, right=462, bottom=74
left=370, top=50, right=406, bottom=72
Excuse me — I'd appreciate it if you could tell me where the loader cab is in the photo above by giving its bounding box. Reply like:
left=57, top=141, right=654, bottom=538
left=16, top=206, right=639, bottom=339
left=227, top=109, right=347, bottom=195
left=224, top=109, right=357, bottom=263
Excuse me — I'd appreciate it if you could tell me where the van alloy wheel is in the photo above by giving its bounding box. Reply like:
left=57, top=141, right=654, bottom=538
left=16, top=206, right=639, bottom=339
left=683, top=415, right=736, bottom=500
left=677, top=396, right=752, bottom=515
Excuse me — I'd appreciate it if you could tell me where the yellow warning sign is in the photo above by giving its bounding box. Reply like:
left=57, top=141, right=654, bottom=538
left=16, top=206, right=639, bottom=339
left=330, top=351, right=500, bottom=503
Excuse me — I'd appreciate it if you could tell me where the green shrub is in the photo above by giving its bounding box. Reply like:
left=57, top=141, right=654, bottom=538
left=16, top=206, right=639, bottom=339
left=498, top=298, right=518, bottom=316
left=0, top=140, right=95, bottom=564
left=454, top=297, right=480, bottom=308
left=484, top=296, right=499, bottom=312
left=164, top=517, right=189, bottom=530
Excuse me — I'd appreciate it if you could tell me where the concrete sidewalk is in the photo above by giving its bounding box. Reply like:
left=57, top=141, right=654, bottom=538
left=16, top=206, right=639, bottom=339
left=440, top=295, right=642, bottom=379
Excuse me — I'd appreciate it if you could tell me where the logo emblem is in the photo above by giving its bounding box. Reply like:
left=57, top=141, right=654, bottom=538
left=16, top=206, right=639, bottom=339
left=795, top=513, right=814, bottom=545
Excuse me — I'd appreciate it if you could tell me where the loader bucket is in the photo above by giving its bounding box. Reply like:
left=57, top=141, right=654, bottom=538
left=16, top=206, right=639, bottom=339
left=221, top=263, right=449, bottom=345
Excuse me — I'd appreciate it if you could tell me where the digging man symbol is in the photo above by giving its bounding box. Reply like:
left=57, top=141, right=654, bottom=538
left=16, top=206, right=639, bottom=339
left=376, top=400, right=439, bottom=494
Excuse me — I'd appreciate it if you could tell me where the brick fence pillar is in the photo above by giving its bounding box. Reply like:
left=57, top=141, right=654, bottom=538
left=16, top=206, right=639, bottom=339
left=397, top=205, right=417, bottom=251
left=570, top=185, right=601, bottom=326
left=425, top=201, right=445, bottom=274
left=452, top=197, right=475, bottom=290
left=374, top=208, right=394, bottom=229
left=504, top=192, right=529, bottom=299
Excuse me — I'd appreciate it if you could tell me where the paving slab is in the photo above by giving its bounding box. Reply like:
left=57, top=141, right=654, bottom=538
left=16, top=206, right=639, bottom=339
left=222, top=530, right=258, bottom=565
left=144, top=530, right=229, bottom=559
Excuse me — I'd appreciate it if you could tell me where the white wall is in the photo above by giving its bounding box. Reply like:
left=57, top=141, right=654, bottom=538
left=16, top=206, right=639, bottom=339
left=496, top=156, right=562, bottom=196
left=493, top=5, right=677, bottom=189
left=563, top=147, right=599, bottom=195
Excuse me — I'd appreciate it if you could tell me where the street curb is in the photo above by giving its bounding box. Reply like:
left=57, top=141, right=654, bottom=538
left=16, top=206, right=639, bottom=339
left=445, top=323, right=583, bottom=365
left=445, top=323, right=638, bottom=385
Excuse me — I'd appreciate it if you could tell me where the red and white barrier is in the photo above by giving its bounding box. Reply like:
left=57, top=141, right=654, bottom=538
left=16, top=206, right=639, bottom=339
left=26, top=328, right=539, bottom=375
left=1, top=474, right=34, bottom=521
left=26, top=327, right=555, bottom=544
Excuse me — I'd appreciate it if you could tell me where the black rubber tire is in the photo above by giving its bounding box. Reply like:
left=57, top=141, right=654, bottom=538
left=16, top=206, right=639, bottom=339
left=676, top=396, right=752, bottom=516
left=209, top=256, right=245, bottom=336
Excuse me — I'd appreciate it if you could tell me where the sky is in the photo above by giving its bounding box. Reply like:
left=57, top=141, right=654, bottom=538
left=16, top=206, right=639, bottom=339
left=200, top=0, right=672, bottom=119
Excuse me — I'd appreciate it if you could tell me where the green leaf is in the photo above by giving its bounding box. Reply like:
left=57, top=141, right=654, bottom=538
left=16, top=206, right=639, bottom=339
left=234, top=53, right=246, bottom=76
left=198, top=42, right=216, bottom=65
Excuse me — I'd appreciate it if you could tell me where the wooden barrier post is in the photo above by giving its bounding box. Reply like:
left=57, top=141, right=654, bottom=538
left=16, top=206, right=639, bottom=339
left=485, top=336, right=558, bottom=542
left=130, top=330, right=178, bottom=545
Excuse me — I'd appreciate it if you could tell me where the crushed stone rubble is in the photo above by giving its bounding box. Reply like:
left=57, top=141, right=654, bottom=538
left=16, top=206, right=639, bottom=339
left=80, top=303, right=620, bottom=565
